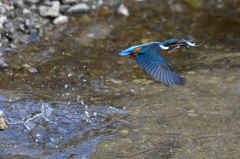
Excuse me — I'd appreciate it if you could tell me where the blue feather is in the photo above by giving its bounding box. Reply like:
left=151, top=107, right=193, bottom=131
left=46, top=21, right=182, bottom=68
left=119, top=44, right=144, bottom=56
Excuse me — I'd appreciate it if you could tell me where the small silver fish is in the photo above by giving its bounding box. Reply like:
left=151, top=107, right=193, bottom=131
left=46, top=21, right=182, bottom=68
left=185, top=41, right=204, bottom=47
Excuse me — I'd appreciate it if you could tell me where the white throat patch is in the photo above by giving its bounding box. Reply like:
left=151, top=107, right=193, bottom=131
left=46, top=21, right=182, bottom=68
left=159, top=45, right=169, bottom=50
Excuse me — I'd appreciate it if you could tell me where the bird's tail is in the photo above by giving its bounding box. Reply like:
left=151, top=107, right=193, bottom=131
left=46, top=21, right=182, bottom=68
left=119, top=45, right=143, bottom=56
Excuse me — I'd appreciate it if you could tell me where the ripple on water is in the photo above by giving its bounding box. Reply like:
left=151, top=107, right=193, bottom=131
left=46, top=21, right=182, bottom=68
left=0, top=99, right=129, bottom=158
left=95, top=132, right=192, bottom=158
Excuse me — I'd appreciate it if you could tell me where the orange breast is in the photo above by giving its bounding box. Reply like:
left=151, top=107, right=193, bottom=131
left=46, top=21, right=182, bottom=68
left=160, top=50, right=168, bottom=55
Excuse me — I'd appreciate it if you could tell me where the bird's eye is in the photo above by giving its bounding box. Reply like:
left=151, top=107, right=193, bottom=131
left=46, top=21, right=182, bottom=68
left=159, top=45, right=169, bottom=50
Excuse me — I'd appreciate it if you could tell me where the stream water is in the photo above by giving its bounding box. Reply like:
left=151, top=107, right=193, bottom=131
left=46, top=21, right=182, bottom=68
left=0, top=1, right=239, bottom=158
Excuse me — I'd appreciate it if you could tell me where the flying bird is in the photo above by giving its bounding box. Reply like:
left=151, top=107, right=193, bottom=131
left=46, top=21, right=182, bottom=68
left=119, top=39, right=200, bottom=85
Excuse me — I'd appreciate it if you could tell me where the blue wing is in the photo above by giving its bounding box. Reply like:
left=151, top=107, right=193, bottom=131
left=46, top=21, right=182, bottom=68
left=135, top=52, right=185, bottom=85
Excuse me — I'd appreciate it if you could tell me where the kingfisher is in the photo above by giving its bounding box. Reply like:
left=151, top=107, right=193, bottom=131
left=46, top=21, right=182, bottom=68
left=119, top=39, right=200, bottom=85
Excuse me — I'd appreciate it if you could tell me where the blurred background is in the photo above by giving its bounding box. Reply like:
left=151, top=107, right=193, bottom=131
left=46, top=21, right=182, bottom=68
left=0, top=0, right=239, bottom=158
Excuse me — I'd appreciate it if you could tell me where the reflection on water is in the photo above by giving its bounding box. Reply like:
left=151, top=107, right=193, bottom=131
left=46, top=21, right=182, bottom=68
left=0, top=0, right=240, bottom=158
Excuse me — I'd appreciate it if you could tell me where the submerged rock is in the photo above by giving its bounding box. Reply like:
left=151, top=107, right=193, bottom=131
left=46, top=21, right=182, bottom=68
left=0, top=110, right=8, bottom=130
left=28, top=67, right=38, bottom=74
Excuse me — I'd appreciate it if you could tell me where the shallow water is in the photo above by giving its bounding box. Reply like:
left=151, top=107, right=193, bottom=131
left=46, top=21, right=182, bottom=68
left=0, top=0, right=240, bottom=158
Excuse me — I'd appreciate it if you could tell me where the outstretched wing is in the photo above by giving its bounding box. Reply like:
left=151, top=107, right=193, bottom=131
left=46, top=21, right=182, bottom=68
left=135, top=53, right=185, bottom=85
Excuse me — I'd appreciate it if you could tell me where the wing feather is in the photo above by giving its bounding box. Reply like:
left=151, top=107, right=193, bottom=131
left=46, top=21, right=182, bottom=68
left=136, top=52, right=185, bottom=85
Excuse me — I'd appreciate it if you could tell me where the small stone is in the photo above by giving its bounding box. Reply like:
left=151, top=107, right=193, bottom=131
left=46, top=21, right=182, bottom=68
left=140, top=38, right=151, bottom=44
left=25, top=0, right=40, bottom=3
left=22, top=64, right=31, bottom=68
left=187, top=110, right=196, bottom=113
left=117, top=61, right=124, bottom=64
left=195, top=97, right=200, bottom=100
left=132, top=64, right=139, bottom=69
left=0, top=5, right=6, bottom=14
left=13, top=0, right=25, bottom=9
left=60, top=4, right=71, bottom=13
left=0, top=57, right=8, bottom=68
left=39, top=1, right=60, bottom=17
left=186, top=71, right=196, bottom=75
left=53, top=15, right=68, bottom=25
left=132, top=78, right=154, bottom=85
left=68, top=3, right=90, bottom=14
left=225, top=76, right=235, bottom=82
left=0, top=109, right=8, bottom=130
left=61, top=0, right=77, bottom=4
left=10, top=64, right=22, bottom=71
left=28, top=67, right=38, bottom=74
left=117, top=4, right=129, bottom=16
left=0, top=16, right=7, bottom=29
left=10, top=43, right=17, bottom=49
left=3, top=22, right=13, bottom=30
left=23, top=8, right=31, bottom=14
left=109, top=78, right=122, bottom=84
left=119, top=129, right=129, bottom=135
left=187, top=113, right=198, bottom=117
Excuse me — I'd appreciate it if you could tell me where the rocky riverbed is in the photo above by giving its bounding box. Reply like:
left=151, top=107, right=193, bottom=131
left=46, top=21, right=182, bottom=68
left=0, top=0, right=239, bottom=158
left=0, top=0, right=125, bottom=53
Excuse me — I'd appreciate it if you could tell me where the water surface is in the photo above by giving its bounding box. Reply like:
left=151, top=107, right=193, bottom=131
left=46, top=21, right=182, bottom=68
left=0, top=1, right=239, bottom=158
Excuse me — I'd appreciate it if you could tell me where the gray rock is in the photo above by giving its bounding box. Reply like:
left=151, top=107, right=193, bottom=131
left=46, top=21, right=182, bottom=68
left=3, top=22, right=13, bottom=30
left=13, top=0, right=25, bottom=9
left=0, top=5, right=6, bottom=14
left=23, top=8, right=31, bottom=15
left=19, top=23, right=27, bottom=32
left=24, top=0, right=40, bottom=3
left=39, top=1, right=60, bottom=17
left=60, top=4, right=71, bottom=13
left=0, top=56, right=8, bottom=68
left=67, top=3, right=90, bottom=14
left=61, top=0, right=77, bottom=4
left=53, top=15, right=68, bottom=25
left=0, top=109, right=8, bottom=130
left=19, top=34, right=30, bottom=43
left=0, top=15, right=7, bottom=29
left=10, top=43, right=17, bottom=49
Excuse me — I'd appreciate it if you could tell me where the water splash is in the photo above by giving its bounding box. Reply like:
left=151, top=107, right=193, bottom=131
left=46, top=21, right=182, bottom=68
left=24, top=101, right=53, bottom=131
left=1, top=99, right=128, bottom=158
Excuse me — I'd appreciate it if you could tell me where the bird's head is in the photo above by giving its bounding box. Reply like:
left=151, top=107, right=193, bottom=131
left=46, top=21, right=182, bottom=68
left=159, top=39, right=197, bottom=51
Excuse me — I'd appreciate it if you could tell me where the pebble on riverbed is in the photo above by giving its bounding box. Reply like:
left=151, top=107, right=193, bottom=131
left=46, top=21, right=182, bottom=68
left=0, top=56, right=8, bottom=68
left=53, top=15, right=69, bottom=25
left=39, top=1, right=61, bottom=17
left=67, top=3, right=90, bottom=14
left=0, top=110, right=8, bottom=130
left=0, top=0, right=124, bottom=51
left=28, top=67, right=38, bottom=74
left=117, top=4, right=129, bottom=16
